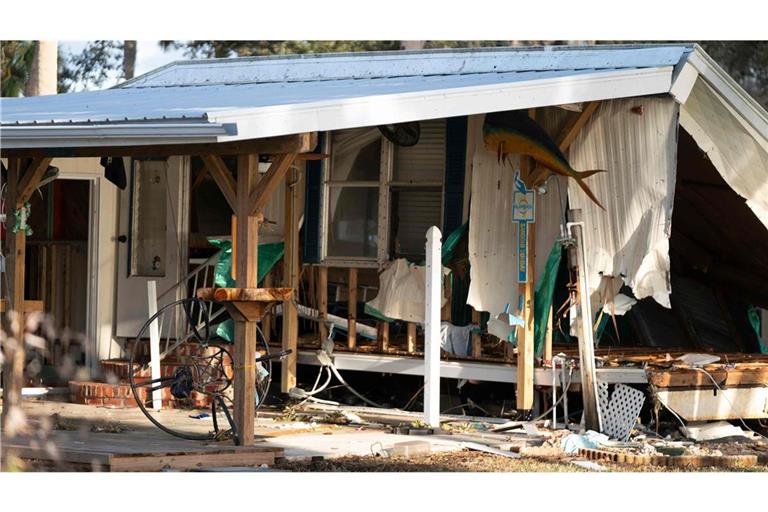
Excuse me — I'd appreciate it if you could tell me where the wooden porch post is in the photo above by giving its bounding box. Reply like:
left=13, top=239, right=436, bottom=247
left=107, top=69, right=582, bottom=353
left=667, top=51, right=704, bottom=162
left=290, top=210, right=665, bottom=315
left=232, top=154, right=260, bottom=444
left=2, top=157, right=51, bottom=435
left=2, top=158, right=26, bottom=433
left=280, top=165, right=299, bottom=393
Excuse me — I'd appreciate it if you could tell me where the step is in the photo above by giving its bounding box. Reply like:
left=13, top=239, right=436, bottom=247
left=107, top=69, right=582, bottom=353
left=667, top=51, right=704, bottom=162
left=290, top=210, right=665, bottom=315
left=69, top=380, right=217, bottom=409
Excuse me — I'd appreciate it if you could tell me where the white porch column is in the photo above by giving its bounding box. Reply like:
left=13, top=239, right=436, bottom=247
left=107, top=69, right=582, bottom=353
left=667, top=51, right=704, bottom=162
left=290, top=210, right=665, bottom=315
left=424, top=226, right=442, bottom=427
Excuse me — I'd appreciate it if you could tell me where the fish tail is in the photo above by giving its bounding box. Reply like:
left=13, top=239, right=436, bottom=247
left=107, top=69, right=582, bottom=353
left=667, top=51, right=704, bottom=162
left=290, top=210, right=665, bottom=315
left=575, top=177, right=606, bottom=211
left=571, top=169, right=606, bottom=179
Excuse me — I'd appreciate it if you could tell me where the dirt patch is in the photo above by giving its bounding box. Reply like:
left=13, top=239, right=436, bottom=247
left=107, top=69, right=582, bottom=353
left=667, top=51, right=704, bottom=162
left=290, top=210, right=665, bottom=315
left=276, top=449, right=768, bottom=472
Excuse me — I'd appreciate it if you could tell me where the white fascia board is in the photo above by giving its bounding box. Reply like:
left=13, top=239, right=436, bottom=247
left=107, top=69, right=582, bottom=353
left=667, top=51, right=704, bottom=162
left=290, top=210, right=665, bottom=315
left=0, top=122, right=232, bottom=149
left=669, top=62, right=699, bottom=104
left=211, top=66, right=674, bottom=141
left=687, top=46, right=768, bottom=141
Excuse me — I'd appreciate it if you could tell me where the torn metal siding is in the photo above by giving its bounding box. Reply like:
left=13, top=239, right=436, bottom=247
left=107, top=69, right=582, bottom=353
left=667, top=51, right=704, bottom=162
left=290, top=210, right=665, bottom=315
left=568, top=97, right=679, bottom=308
left=680, top=79, right=768, bottom=230
left=466, top=113, right=567, bottom=316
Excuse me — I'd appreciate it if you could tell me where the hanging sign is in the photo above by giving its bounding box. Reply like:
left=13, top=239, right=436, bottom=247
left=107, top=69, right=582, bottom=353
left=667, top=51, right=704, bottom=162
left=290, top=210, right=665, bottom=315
left=512, top=172, right=535, bottom=283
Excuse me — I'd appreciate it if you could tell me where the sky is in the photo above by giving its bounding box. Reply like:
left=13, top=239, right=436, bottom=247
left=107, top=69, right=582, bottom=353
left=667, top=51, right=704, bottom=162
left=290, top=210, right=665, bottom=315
left=59, top=41, right=187, bottom=90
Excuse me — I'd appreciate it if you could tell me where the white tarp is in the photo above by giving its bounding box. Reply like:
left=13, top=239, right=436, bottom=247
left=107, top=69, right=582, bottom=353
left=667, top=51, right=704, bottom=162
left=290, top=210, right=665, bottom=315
left=466, top=113, right=567, bottom=317
left=680, top=79, right=768, bottom=230
left=568, top=97, right=679, bottom=308
left=366, top=258, right=449, bottom=324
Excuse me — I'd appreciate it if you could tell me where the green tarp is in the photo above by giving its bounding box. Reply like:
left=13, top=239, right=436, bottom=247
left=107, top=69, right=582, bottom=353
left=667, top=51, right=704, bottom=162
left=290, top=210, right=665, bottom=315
left=748, top=305, right=768, bottom=354
left=208, top=238, right=285, bottom=342
left=533, top=242, right=563, bottom=357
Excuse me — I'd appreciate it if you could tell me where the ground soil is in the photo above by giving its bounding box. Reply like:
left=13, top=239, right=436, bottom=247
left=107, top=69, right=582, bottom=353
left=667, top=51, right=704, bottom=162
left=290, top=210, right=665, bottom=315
left=275, top=449, right=768, bottom=472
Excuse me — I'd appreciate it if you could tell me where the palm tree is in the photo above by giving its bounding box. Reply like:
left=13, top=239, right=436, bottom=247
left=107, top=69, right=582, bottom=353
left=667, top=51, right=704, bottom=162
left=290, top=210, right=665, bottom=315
left=1, top=41, right=35, bottom=97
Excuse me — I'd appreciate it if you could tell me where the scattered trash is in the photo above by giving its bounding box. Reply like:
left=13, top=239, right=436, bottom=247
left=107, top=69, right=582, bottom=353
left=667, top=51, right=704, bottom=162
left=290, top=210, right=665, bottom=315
left=561, top=430, right=609, bottom=454
left=487, top=303, right=524, bottom=343
left=90, top=422, right=131, bottom=434
left=392, top=440, right=431, bottom=458
left=571, top=460, right=607, bottom=471
left=598, top=382, right=645, bottom=441
left=677, top=353, right=721, bottom=367
left=189, top=413, right=211, bottom=420
left=681, top=421, right=749, bottom=442
left=461, top=441, right=522, bottom=459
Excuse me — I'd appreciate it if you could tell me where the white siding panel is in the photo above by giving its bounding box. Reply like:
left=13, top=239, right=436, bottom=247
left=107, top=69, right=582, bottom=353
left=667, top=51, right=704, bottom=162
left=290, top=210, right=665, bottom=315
left=568, top=97, right=679, bottom=308
left=681, top=80, right=768, bottom=230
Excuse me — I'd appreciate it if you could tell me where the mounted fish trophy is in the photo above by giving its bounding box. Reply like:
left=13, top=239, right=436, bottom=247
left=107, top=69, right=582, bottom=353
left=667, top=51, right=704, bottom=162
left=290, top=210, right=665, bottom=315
left=483, top=110, right=606, bottom=209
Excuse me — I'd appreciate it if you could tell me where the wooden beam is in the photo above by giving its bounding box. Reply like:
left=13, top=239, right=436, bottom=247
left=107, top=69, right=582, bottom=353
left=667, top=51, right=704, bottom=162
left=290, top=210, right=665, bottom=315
left=317, top=266, right=329, bottom=343
left=471, top=309, right=482, bottom=358
left=249, top=153, right=296, bottom=215
left=544, top=306, right=554, bottom=362
left=1, top=133, right=318, bottom=159
left=516, top=152, right=535, bottom=412
left=16, top=157, right=53, bottom=206
left=407, top=322, right=417, bottom=353
left=569, top=208, right=602, bottom=431
left=378, top=321, right=390, bottom=352
left=558, top=101, right=601, bottom=152
left=281, top=165, right=300, bottom=394
left=201, top=154, right=237, bottom=212
left=527, top=101, right=601, bottom=187
left=232, top=153, right=260, bottom=445
left=347, top=268, right=358, bottom=350
left=1, top=158, right=28, bottom=438
left=190, top=163, right=210, bottom=193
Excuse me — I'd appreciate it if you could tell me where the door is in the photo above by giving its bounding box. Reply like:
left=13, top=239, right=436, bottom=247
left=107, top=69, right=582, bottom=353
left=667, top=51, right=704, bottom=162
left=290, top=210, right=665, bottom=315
left=115, top=156, right=189, bottom=338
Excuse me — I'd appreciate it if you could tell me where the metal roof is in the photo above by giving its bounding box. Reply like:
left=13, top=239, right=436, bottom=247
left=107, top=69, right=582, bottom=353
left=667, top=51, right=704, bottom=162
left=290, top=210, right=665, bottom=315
left=2, top=43, right=764, bottom=150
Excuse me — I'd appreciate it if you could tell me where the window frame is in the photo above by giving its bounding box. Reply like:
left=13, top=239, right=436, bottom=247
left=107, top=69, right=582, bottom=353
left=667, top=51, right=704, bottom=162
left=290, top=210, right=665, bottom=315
left=320, top=121, right=446, bottom=267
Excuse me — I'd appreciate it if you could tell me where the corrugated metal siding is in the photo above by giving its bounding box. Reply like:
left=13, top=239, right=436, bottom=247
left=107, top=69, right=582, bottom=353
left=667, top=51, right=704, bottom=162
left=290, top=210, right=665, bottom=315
left=568, top=96, right=679, bottom=308
left=466, top=112, right=567, bottom=316
left=391, top=188, right=443, bottom=258
left=393, top=119, right=446, bottom=182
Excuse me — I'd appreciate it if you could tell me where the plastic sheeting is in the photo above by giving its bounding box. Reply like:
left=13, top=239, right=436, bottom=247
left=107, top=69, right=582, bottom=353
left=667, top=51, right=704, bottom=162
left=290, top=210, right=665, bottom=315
left=568, top=97, right=679, bottom=308
left=366, top=258, right=449, bottom=324
left=466, top=113, right=568, bottom=317
left=680, top=79, right=768, bottom=230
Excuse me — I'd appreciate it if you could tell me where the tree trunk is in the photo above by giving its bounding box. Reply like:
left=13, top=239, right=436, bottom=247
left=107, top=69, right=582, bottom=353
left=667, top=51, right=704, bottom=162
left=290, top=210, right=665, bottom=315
left=123, top=40, right=137, bottom=79
left=400, top=41, right=425, bottom=51
left=24, top=40, right=57, bottom=96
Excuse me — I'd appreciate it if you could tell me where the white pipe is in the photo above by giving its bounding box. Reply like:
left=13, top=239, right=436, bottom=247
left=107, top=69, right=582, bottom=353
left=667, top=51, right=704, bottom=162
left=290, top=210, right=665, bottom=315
left=147, top=281, right=162, bottom=411
left=424, top=226, right=442, bottom=427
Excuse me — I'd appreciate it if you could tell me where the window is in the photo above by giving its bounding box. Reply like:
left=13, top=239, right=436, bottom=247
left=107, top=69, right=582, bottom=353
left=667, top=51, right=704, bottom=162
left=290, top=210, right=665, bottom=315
left=323, top=120, right=446, bottom=264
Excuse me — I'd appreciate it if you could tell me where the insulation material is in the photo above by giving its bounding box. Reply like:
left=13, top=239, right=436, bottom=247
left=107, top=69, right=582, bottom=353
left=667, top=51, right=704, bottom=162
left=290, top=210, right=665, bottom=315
left=680, top=79, right=768, bottom=230
left=366, top=258, right=449, bottom=324
left=568, top=97, right=679, bottom=308
left=466, top=113, right=567, bottom=317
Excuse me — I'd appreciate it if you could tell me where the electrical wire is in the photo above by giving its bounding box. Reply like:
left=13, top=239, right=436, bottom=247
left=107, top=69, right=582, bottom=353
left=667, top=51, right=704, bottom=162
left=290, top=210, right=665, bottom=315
left=688, top=366, right=768, bottom=440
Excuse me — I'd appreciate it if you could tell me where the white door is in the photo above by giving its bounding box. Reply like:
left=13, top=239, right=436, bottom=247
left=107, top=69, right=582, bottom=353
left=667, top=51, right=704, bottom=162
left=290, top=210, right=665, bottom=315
left=115, top=156, right=189, bottom=338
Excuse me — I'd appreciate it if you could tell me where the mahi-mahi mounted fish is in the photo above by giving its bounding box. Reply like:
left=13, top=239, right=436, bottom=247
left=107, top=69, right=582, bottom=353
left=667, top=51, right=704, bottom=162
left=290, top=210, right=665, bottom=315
left=483, top=111, right=606, bottom=209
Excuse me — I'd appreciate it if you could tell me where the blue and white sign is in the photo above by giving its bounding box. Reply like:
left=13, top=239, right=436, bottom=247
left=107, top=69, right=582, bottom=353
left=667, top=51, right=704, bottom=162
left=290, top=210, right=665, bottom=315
left=512, top=172, right=535, bottom=283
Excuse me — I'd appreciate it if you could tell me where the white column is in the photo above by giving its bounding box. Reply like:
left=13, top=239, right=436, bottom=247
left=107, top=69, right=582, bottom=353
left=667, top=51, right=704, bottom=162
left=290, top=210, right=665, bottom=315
left=147, top=281, right=162, bottom=410
left=424, top=226, right=442, bottom=427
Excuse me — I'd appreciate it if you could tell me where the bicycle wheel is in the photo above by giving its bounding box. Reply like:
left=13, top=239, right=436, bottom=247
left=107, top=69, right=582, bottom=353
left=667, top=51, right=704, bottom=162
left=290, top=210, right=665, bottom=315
left=129, top=298, right=233, bottom=441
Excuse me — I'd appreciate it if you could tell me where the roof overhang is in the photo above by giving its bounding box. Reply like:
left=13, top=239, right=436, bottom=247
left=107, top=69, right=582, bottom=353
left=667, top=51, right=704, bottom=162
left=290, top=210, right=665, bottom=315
left=0, top=66, right=674, bottom=152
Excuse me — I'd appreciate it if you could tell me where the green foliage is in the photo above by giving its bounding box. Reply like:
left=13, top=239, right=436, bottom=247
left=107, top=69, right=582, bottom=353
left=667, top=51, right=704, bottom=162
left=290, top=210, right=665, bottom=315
left=1, top=40, right=35, bottom=97
left=58, top=40, right=125, bottom=92
left=160, top=40, right=403, bottom=59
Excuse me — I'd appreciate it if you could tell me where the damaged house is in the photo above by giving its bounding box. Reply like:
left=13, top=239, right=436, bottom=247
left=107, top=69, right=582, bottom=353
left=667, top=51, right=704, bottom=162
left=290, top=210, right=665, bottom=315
left=1, top=43, right=767, bottom=447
